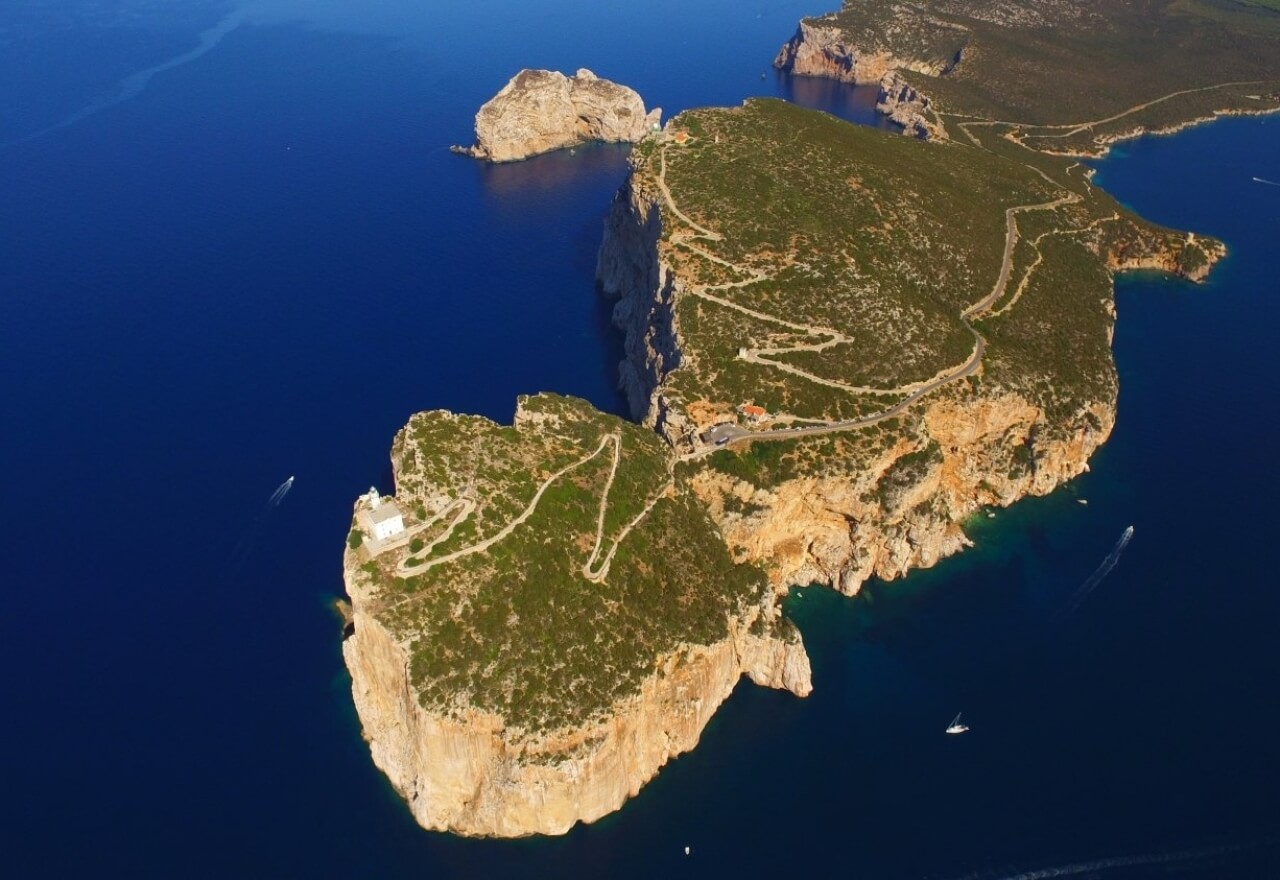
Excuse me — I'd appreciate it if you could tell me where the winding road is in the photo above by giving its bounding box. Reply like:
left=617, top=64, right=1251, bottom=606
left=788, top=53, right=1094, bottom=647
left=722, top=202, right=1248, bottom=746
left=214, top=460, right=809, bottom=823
left=385, top=435, right=619, bottom=602
left=653, top=136, right=1079, bottom=454
left=950, top=79, right=1279, bottom=148
left=380, top=116, right=1146, bottom=588
left=383, top=428, right=676, bottom=593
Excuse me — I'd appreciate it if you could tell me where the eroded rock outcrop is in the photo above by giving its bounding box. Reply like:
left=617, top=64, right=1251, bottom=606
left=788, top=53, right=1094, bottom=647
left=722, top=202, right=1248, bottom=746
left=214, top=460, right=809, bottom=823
left=691, top=395, right=1113, bottom=596
left=774, top=21, right=944, bottom=84
left=342, top=554, right=809, bottom=837
left=595, top=170, right=695, bottom=448
left=1106, top=232, right=1226, bottom=282
left=774, top=20, right=960, bottom=138
left=454, top=68, right=661, bottom=163
left=876, top=70, right=944, bottom=139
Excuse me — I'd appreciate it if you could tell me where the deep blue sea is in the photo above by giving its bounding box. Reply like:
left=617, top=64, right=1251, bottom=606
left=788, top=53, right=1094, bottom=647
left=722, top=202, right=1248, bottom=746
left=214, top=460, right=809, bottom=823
left=2, top=2, right=1278, bottom=877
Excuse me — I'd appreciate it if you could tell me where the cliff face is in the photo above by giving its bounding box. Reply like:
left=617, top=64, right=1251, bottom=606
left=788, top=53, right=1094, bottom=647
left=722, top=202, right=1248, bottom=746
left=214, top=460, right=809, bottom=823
left=455, top=68, right=661, bottom=163
left=774, top=22, right=940, bottom=84
left=876, top=71, right=943, bottom=139
left=1107, top=233, right=1226, bottom=283
left=343, top=560, right=809, bottom=837
left=595, top=173, right=697, bottom=448
left=695, top=395, right=1113, bottom=595
left=775, top=21, right=957, bottom=82
left=775, top=22, right=957, bottom=138
left=596, top=167, right=1116, bottom=597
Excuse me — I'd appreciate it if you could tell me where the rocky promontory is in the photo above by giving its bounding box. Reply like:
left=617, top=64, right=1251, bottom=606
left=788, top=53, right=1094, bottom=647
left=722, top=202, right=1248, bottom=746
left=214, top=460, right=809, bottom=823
left=596, top=100, right=1222, bottom=597
left=773, top=19, right=958, bottom=85
left=453, top=68, right=661, bottom=163
left=776, top=1, right=1280, bottom=152
left=341, top=1, right=1261, bottom=836
left=341, top=393, right=809, bottom=837
left=344, top=547, right=809, bottom=837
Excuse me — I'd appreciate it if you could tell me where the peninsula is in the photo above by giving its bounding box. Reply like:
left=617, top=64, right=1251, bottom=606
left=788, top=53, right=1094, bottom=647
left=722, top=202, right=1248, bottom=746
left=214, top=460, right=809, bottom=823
left=344, top=0, right=1279, bottom=838
left=453, top=68, right=661, bottom=163
left=776, top=0, right=1280, bottom=154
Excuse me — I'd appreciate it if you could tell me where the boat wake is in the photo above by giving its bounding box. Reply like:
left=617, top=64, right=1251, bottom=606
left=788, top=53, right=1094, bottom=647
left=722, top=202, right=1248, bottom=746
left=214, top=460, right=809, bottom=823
left=944, top=834, right=1274, bottom=880
left=1, top=9, right=246, bottom=150
left=1060, top=525, right=1134, bottom=615
left=229, top=475, right=295, bottom=573
left=269, top=475, right=295, bottom=507
left=1254, top=176, right=1280, bottom=187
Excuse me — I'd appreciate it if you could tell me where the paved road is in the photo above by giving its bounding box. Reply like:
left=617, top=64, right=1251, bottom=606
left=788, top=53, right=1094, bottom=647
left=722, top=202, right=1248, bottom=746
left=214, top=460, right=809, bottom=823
left=684, top=335, right=985, bottom=459
left=951, top=79, right=1279, bottom=149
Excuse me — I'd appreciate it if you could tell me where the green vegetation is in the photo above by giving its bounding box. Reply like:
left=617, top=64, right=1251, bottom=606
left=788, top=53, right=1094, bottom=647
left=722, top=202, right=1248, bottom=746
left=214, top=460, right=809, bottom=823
left=877, top=441, right=943, bottom=510
left=641, top=98, right=1055, bottom=424
left=351, top=394, right=777, bottom=735
left=345, top=1, right=1266, bottom=744
left=347, top=529, right=363, bottom=550
left=797, top=0, right=1279, bottom=153
left=640, top=98, right=1222, bottom=451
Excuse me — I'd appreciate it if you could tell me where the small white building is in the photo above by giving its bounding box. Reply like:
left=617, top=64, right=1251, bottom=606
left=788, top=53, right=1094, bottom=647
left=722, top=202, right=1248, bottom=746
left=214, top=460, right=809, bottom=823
left=365, top=487, right=405, bottom=541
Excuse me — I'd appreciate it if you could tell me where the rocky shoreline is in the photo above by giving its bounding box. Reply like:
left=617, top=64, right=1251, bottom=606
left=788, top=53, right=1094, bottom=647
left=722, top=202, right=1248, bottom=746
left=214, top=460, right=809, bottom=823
left=595, top=167, right=1117, bottom=596
left=1024, top=104, right=1280, bottom=159
left=342, top=536, right=809, bottom=837
left=452, top=68, right=661, bottom=163
left=342, top=5, right=1241, bottom=838
left=774, top=18, right=1280, bottom=151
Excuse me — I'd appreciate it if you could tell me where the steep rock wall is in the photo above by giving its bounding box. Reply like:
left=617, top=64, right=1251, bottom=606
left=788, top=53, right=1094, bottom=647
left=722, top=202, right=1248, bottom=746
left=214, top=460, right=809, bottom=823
left=343, top=545, right=810, bottom=838
left=695, top=394, right=1113, bottom=595
left=774, top=22, right=931, bottom=84
left=595, top=172, right=699, bottom=449
left=876, top=70, right=944, bottom=139
left=775, top=22, right=956, bottom=138
left=455, top=68, right=661, bottom=163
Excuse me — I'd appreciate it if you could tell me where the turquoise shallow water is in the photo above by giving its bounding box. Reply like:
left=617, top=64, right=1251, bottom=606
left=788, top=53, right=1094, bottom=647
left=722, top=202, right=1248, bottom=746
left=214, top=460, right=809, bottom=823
left=1, top=2, right=1278, bottom=876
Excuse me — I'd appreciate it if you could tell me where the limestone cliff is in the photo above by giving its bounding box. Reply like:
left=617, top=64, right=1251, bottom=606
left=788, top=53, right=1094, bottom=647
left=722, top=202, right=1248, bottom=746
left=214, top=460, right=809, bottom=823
left=454, top=68, right=661, bottom=163
left=342, top=549, right=809, bottom=837
left=1107, top=232, right=1226, bottom=283
left=774, top=20, right=959, bottom=138
left=693, top=394, right=1113, bottom=595
left=774, top=21, right=953, bottom=85
left=595, top=158, right=1119, bottom=597
left=595, top=170, right=697, bottom=449
left=876, top=70, right=943, bottom=140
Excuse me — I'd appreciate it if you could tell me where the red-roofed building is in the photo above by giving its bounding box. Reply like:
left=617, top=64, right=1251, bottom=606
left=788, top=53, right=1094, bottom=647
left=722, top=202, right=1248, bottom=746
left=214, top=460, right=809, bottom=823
left=737, top=404, right=767, bottom=423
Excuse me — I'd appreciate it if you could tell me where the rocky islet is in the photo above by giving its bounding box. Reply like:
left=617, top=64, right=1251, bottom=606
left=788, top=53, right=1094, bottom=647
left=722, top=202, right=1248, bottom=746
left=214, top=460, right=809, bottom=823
left=453, top=68, right=661, bottom=163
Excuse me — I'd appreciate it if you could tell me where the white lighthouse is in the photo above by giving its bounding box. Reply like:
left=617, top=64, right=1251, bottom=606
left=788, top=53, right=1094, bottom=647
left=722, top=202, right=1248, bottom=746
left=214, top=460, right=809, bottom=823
left=365, top=486, right=405, bottom=542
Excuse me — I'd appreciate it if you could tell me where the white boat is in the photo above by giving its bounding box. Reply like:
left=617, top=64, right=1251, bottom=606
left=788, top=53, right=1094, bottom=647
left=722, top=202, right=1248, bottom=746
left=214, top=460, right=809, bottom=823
left=945, top=712, right=969, bottom=735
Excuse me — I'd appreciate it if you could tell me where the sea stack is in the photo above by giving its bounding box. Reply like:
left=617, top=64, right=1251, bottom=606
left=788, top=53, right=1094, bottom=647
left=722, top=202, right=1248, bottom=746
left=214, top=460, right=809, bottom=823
left=454, top=68, right=661, bottom=163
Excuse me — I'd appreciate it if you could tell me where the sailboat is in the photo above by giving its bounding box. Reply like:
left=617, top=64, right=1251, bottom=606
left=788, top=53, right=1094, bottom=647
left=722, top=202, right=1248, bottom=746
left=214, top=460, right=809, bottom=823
left=945, top=712, right=969, bottom=735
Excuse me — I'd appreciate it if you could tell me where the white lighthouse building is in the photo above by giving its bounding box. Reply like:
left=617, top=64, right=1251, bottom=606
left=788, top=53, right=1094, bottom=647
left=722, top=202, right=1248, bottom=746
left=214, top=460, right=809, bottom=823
left=365, top=487, right=405, bottom=541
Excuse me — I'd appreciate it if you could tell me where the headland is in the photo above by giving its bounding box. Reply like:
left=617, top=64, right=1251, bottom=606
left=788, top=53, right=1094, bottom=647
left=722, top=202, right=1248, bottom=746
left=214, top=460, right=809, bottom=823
left=345, top=0, right=1277, bottom=837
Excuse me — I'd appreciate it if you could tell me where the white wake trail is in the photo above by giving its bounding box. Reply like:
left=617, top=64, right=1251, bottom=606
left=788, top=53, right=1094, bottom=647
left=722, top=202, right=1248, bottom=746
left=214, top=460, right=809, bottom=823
left=950, top=838, right=1250, bottom=880
left=269, top=475, right=295, bottom=507
left=1254, top=176, right=1280, bottom=186
left=1060, top=525, right=1134, bottom=615
left=228, top=475, right=295, bottom=574
left=2, top=9, right=247, bottom=149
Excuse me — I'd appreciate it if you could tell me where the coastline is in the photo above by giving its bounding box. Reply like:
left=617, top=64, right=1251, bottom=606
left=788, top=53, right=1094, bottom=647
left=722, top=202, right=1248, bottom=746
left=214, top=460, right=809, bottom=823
left=1020, top=104, right=1280, bottom=160
left=341, top=2, right=1265, bottom=842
